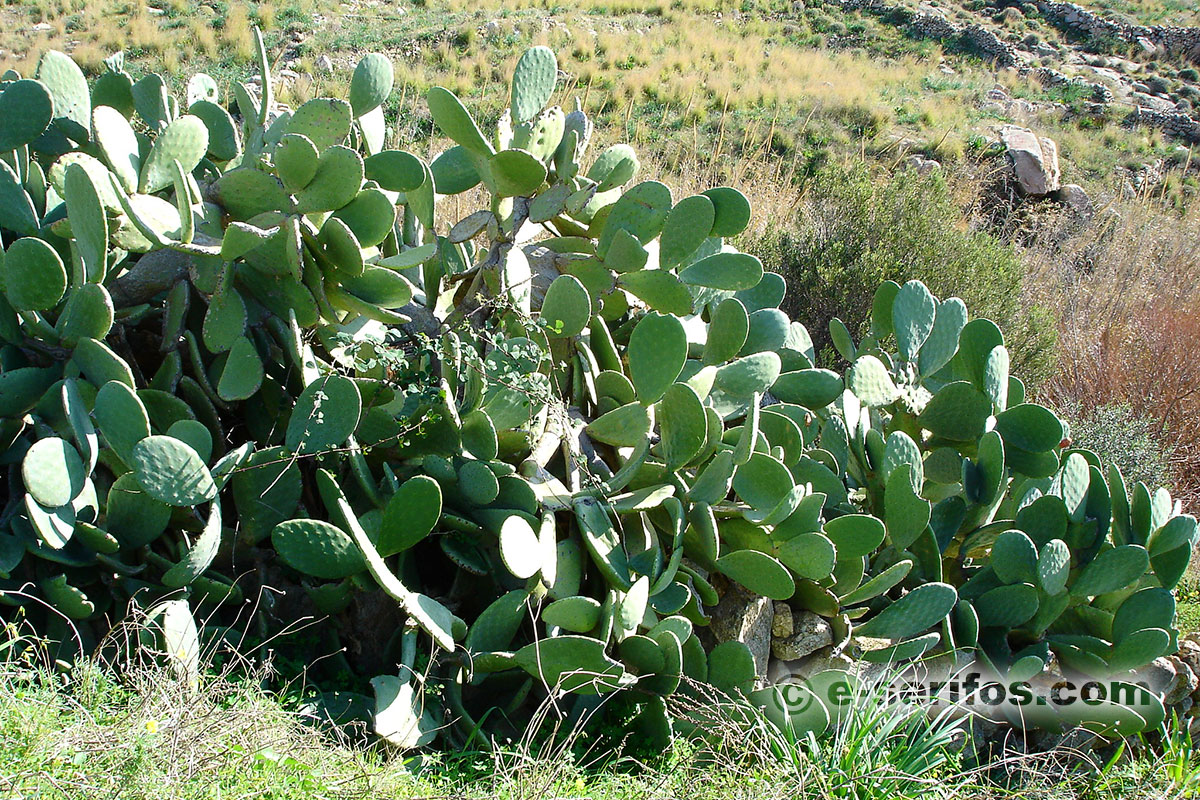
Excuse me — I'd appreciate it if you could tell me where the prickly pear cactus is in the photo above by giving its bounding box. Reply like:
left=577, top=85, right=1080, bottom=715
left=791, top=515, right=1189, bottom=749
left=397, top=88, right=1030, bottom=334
left=0, top=38, right=1192, bottom=747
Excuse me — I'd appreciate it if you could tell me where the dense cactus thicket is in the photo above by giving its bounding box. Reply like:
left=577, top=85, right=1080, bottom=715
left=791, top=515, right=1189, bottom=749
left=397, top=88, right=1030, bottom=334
left=0, top=37, right=1195, bottom=747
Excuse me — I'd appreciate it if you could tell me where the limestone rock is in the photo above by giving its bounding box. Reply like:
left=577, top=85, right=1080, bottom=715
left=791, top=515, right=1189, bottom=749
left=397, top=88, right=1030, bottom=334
left=771, top=601, right=794, bottom=638
left=1001, top=125, right=1061, bottom=195
left=706, top=581, right=772, bottom=681
left=904, top=155, right=942, bottom=175
left=1052, top=183, right=1093, bottom=218
left=771, top=611, right=832, bottom=661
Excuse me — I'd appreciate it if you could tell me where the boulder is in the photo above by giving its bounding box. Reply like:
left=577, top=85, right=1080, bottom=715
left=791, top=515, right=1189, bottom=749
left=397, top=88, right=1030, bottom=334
left=771, top=611, right=833, bottom=661
left=904, top=155, right=942, bottom=175
left=1052, top=183, right=1093, bottom=218
left=706, top=581, right=773, bottom=682
left=1001, top=126, right=1061, bottom=195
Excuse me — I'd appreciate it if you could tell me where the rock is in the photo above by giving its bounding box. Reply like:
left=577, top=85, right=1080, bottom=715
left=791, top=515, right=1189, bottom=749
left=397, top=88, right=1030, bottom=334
left=771, top=601, right=793, bottom=638
left=31, top=22, right=52, bottom=32
left=1167, top=657, right=1199, bottom=706
left=316, top=55, right=334, bottom=74
left=1000, top=125, right=1061, bottom=195
left=1137, top=36, right=1159, bottom=56
left=1131, top=657, right=1180, bottom=699
left=483, top=20, right=502, bottom=37
left=770, top=645, right=856, bottom=683
left=707, top=581, right=772, bottom=682
left=771, top=611, right=832, bottom=661
left=1052, top=183, right=1093, bottom=218
left=904, top=155, right=942, bottom=175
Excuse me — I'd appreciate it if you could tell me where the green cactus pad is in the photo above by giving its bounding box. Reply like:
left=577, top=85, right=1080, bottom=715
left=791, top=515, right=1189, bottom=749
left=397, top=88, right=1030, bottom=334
left=376, top=476, right=442, bottom=557
left=274, top=133, right=320, bottom=192
left=715, top=549, right=795, bottom=600
left=658, top=383, right=707, bottom=470
left=574, top=497, right=632, bottom=590
left=543, top=596, right=602, bottom=633
left=349, top=53, right=394, bottom=117
left=167, top=420, right=213, bottom=463
left=464, top=590, right=528, bottom=653
left=458, top=460, right=500, bottom=505
left=854, top=582, right=957, bottom=639
left=0, top=79, right=54, bottom=151
left=917, top=381, right=991, bottom=441
left=63, top=164, right=108, bottom=282
left=216, top=336, right=264, bottom=402
left=332, top=188, right=396, bottom=248
left=617, top=270, right=694, bottom=316
left=202, top=287, right=247, bottom=354
left=584, top=401, right=652, bottom=447
left=428, top=87, right=494, bottom=157
left=588, top=144, right=639, bottom=191
left=779, top=532, right=838, bottom=581
left=678, top=252, right=764, bottom=291
left=104, top=479, right=170, bottom=546
left=0, top=162, right=39, bottom=236
left=733, top=452, right=794, bottom=511
left=707, top=640, right=756, bottom=694
left=286, top=98, right=353, bottom=151
left=598, top=181, right=672, bottom=255
left=232, top=447, right=302, bottom=543
left=823, top=514, right=886, bottom=560
left=628, top=312, right=687, bottom=405
left=701, top=186, right=752, bottom=238
left=93, top=381, right=150, bottom=463
left=847, top=355, right=899, bottom=408
left=870, top=281, right=900, bottom=339
left=162, top=498, right=223, bottom=587
left=917, top=298, right=968, bottom=376
left=991, top=530, right=1039, bottom=585
left=688, top=450, right=735, bottom=505
left=1071, top=545, right=1150, bottom=599
left=489, top=149, right=547, bottom=197
left=1112, top=587, right=1175, bottom=641
left=992, top=403, right=1064, bottom=453
left=295, top=145, right=364, bottom=213
left=23, top=437, right=86, bottom=509
left=884, top=467, right=930, bottom=550
left=712, top=353, right=782, bottom=400
left=286, top=375, right=362, bottom=455
left=771, top=369, right=843, bottom=410
left=40, top=575, right=94, bottom=619
left=271, top=518, right=366, bottom=580
left=513, top=635, right=625, bottom=694
left=213, top=169, right=289, bottom=221
left=1108, top=627, right=1171, bottom=672
left=139, top=115, right=209, bottom=193
left=704, top=298, right=750, bottom=365
left=510, top=46, right=557, bottom=123
left=37, top=50, right=90, bottom=141
left=975, top=583, right=1039, bottom=627
left=659, top=195, right=716, bottom=269
left=541, top=275, right=592, bottom=338
left=891, top=280, right=936, bottom=362
left=1036, top=539, right=1071, bottom=595
left=840, top=559, right=913, bottom=605
left=130, top=435, right=217, bottom=507
left=5, top=237, right=67, bottom=312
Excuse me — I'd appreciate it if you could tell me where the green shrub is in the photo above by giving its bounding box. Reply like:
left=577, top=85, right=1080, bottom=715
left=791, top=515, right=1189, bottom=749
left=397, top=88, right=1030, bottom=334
left=1060, top=402, right=1173, bottom=490
left=744, top=163, right=1056, bottom=383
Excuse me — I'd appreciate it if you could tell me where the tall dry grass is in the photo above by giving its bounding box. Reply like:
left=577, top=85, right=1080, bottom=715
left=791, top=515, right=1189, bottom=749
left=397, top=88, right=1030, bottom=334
left=1023, top=195, right=1200, bottom=504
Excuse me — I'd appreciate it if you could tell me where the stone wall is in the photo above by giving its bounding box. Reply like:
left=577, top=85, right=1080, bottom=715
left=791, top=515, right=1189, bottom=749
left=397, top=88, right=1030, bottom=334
left=1125, top=106, right=1200, bottom=143
left=1037, top=1, right=1200, bottom=64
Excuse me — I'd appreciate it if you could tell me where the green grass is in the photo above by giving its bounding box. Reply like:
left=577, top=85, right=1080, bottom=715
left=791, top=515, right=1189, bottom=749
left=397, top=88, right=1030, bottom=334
left=3, top=629, right=1200, bottom=800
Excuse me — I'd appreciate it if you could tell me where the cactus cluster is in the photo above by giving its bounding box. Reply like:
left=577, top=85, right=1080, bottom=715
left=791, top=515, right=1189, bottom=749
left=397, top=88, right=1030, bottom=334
left=0, top=38, right=1193, bottom=747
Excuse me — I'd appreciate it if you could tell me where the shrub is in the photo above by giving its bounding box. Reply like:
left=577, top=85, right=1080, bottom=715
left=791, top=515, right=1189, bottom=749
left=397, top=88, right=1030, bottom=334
left=744, top=163, right=1056, bottom=383
left=1059, top=401, right=1172, bottom=489
left=0, top=40, right=1188, bottom=753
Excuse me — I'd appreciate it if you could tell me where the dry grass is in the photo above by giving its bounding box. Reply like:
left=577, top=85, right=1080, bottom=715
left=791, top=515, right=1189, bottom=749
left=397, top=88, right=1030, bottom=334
left=1023, top=192, right=1200, bottom=503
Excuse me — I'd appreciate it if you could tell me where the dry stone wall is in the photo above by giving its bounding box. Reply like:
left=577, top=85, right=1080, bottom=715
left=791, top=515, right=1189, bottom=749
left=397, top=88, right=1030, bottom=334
left=1037, top=1, right=1200, bottom=64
